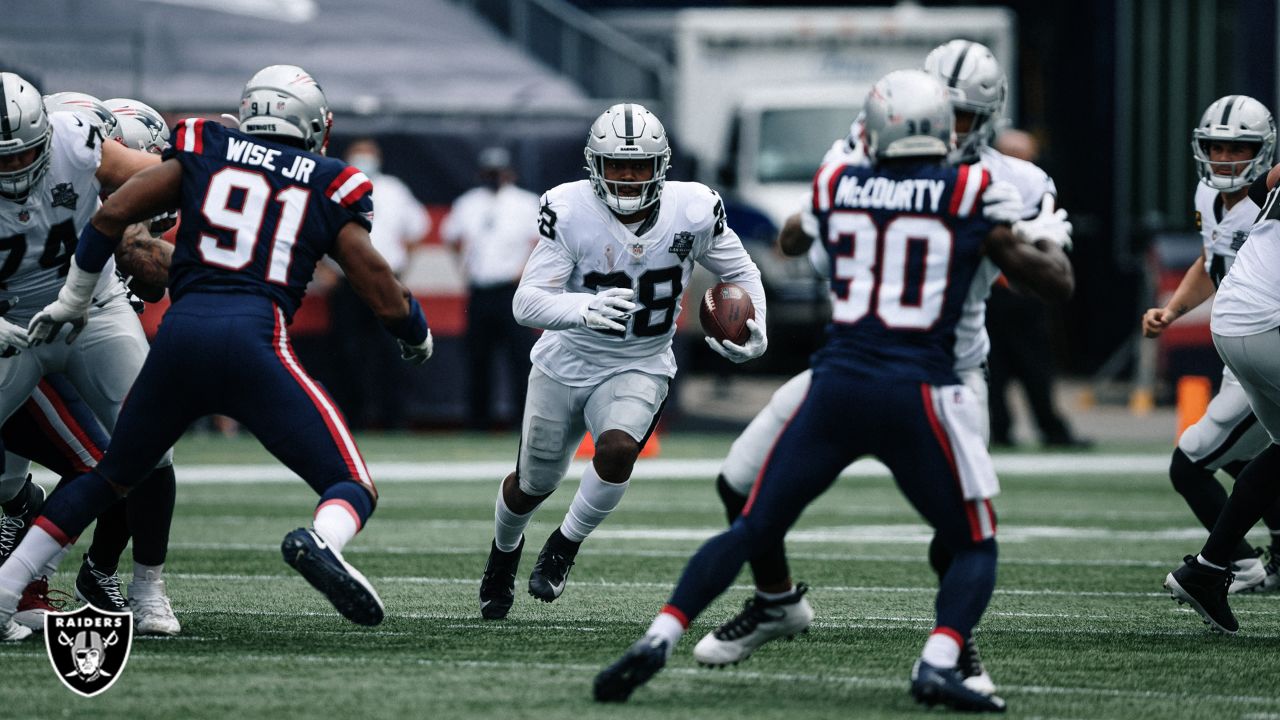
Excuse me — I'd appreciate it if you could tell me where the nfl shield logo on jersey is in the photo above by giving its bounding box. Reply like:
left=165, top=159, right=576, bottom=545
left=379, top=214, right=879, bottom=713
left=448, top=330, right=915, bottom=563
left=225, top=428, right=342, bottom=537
left=45, top=605, right=134, bottom=697
left=16, top=208, right=29, bottom=223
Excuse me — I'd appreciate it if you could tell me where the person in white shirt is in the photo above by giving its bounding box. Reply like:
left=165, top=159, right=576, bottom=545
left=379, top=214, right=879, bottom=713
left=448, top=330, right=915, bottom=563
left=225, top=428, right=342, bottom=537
left=329, top=138, right=428, bottom=429
left=441, top=147, right=540, bottom=429
left=476, top=104, right=766, bottom=621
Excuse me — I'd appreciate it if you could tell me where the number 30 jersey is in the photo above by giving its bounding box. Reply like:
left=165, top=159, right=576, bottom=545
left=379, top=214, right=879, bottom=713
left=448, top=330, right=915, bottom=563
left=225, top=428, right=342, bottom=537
left=811, top=160, right=995, bottom=385
left=163, top=119, right=374, bottom=320
left=0, top=112, right=126, bottom=325
left=515, top=180, right=765, bottom=386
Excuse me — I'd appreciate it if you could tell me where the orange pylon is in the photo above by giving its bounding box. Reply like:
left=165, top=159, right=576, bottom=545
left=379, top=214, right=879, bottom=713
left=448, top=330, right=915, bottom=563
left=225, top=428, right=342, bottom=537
left=574, top=430, right=662, bottom=459
left=1175, top=375, right=1212, bottom=441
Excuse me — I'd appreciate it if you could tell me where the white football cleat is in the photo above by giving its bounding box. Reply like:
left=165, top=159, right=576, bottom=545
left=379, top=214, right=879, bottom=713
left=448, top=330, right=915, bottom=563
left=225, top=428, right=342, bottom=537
left=0, top=586, right=32, bottom=642
left=958, top=638, right=996, bottom=696
left=1229, top=554, right=1266, bottom=594
left=693, top=584, right=812, bottom=666
left=129, top=571, right=181, bottom=636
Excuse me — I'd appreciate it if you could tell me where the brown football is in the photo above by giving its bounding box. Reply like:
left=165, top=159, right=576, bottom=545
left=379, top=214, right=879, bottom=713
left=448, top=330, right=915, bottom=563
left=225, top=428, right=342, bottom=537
left=699, top=282, right=755, bottom=345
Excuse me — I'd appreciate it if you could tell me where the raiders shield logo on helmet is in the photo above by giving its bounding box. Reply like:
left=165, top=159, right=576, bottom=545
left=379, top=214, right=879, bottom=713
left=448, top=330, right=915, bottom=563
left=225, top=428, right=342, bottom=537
left=45, top=605, right=133, bottom=697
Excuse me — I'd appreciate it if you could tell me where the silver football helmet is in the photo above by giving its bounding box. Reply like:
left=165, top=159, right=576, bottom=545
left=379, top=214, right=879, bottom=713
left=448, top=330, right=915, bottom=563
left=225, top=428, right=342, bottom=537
left=923, top=39, right=1007, bottom=163
left=239, top=65, right=331, bottom=154
left=43, top=91, right=124, bottom=142
left=1192, top=95, right=1276, bottom=191
left=862, top=70, right=954, bottom=162
left=0, top=72, right=52, bottom=200
left=105, top=98, right=170, bottom=154
left=584, top=103, right=671, bottom=214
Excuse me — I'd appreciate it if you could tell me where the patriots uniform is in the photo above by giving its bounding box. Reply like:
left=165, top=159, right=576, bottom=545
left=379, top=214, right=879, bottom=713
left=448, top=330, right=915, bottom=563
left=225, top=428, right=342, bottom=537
left=163, top=119, right=373, bottom=321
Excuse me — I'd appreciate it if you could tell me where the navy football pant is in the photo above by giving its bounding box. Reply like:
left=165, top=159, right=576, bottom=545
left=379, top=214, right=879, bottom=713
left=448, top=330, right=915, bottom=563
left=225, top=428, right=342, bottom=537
left=666, top=369, right=998, bottom=641
left=39, top=294, right=376, bottom=543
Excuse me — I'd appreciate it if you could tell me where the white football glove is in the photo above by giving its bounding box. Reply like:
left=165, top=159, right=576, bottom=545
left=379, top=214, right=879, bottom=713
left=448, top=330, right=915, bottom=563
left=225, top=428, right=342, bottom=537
left=706, top=318, right=767, bottom=364
left=399, top=329, right=434, bottom=365
left=581, top=287, right=637, bottom=332
left=982, top=180, right=1025, bottom=224
left=0, top=317, right=28, bottom=358
left=28, top=258, right=99, bottom=346
left=1013, top=195, right=1073, bottom=251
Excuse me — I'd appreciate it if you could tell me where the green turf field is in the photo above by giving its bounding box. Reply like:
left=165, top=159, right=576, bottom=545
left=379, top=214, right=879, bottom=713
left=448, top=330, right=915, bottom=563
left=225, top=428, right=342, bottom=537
left=2, top=433, right=1278, bottom=719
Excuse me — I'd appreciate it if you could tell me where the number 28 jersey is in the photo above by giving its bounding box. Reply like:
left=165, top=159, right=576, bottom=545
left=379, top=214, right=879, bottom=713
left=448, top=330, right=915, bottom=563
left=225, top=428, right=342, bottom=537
left=810, top=160, right=995, bottom=385
left=162, top=119, right=374, bottom=320
left=516, top=180, right=765, bottom=386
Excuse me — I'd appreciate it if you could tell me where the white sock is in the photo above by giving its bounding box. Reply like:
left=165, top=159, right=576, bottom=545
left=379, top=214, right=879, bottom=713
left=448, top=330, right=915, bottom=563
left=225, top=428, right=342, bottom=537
left=494, top=493, right=533, bottom=553
left=40, top=545, right=71, bottom=579
left=1197, top=553, right=1227, bottom=571
left=921, top=630, right=962, bottom=669
left=645, top=611, right=686, bottom=657
left=314, top=501, right=360, bottom=553
left=0, top=526, right=63, bottom=600
left=560, top=464, right=629, bottom=543
left=756, top=586, right=796, bottom=602
left=133, top=562, right=164, bottom=584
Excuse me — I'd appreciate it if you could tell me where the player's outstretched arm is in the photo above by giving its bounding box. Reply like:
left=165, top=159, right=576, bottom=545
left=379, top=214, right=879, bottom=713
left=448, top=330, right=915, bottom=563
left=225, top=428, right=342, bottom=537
left=96, top=136, right=162, bottom=194
left=331, top=222, right=432, bottom=363
left=1142, top=250, right=1214, bottom=338
left=93, top=160, right=183, bottom=237
left=777, top=212, right=815, bottom=257
left=983, top=224, right=1074, bottom=304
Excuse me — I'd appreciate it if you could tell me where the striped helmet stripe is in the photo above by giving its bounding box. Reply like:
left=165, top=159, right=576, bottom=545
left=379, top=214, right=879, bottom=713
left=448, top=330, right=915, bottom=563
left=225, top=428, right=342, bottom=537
left=1220, top=95, right=1239, bottom=125
left=948, top=42, right=973, bottom=88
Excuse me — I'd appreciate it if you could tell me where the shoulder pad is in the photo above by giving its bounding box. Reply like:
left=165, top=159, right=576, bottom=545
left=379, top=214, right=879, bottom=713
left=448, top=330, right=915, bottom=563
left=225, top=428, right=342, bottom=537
left=679, top=182, right=727, bottom=235
left=49, top=111, right=103, bottom=172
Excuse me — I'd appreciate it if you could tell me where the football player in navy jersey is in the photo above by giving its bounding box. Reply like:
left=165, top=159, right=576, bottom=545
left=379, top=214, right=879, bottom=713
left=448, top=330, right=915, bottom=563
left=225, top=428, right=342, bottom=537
left=0, top=65, right=433, bottom=632
left=593, top=70, right=1074, bottom=713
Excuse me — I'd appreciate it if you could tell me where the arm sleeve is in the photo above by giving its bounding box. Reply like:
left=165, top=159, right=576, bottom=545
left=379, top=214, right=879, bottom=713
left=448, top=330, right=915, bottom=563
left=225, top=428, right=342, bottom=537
left=697, top=226, right=767, bottom=328
left=511, top=235, right=593, bottom=330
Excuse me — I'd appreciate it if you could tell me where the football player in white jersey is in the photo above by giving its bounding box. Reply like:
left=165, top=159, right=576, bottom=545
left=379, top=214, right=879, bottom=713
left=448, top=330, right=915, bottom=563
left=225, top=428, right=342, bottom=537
left=477, top=103, right=766, bottom=620
left=1143, top=95, right=1280, bottom=595
left=1165, top=162, right=1280, bottom=634
left=690, top=41, right=1067, bottom=697
left=0, top=74, right=179, bottom=641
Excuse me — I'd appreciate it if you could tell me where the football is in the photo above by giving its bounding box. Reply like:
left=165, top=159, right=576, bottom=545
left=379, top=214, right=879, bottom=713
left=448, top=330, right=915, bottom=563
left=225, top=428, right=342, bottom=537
left=700, top=281, right=755, bottom=345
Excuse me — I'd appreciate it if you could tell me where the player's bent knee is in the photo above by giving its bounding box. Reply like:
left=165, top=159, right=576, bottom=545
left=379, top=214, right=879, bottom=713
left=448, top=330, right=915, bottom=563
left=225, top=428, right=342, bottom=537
left=592, top=430, right=641, bottom=482
left=1169, top=447, right=1209, bottom=494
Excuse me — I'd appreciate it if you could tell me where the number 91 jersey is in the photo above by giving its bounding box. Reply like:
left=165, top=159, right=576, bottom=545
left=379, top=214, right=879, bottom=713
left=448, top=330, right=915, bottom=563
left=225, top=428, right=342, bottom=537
left=162, top=119, right=373, bottom=320
left=521, top=179, right=763, bottom=386
left=811, top=160, right=995, bottom=386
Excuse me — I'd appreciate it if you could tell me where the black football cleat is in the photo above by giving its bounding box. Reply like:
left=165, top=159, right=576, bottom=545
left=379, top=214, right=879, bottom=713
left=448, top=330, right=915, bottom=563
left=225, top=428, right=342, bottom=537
left=910, top=659, right=1007, bottom=713
left=1165, top=554, right=1238, bottom=634
left=593, top=635, right=670, bottom=703
left=0, top=477, right=45, bottom=564
left=528, top=528, right=579, bottom=602
left=479, top=537, right=524, bottom=620
left=282, top=528, right=384, bottom=626
left=74, top=555, right=128, bottom=612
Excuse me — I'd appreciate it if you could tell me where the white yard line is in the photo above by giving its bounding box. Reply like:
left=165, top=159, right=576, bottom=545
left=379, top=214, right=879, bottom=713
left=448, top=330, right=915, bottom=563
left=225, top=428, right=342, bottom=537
left=29, top=453, right=1172, bottom=485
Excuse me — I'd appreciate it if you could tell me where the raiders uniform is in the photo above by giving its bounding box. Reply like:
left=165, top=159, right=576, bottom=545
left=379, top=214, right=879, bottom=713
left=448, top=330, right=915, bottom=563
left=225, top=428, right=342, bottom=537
left=512, top=179, right=764, bottom=491
left=0, top=111, right=172, bottom=478
left=1178, top=180, right=1272, bottom=469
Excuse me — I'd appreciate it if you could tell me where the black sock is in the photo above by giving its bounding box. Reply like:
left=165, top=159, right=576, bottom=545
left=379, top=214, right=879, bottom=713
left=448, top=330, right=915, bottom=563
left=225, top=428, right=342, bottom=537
left=1203, top=445, right=1280, bottom=566
left=1169, top=449, right=1255, bottom=560
left=86, top=499, right=129, bottom=573
left=127, top=465, right=177, bottom=567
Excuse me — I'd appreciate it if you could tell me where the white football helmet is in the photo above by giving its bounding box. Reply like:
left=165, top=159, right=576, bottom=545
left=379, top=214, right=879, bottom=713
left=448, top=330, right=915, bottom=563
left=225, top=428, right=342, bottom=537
left=105, top=98, right=170, bottom=154
left=0, top=72, right=52, bottom=201
left=584, top=103, right=671, bottom=214
left=862, top=70, right=954, bottom=163
left=43, top=91, right=124, bottom=143
left=239, top=65, right=331, bottom=154
left=923, top=39, right=1007, bottom=163
left=1192, top=95, right=1276, bottom=191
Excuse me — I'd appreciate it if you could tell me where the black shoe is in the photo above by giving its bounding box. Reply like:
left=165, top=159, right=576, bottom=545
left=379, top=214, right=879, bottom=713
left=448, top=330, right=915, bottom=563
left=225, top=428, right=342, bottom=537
left=1165, top=554, right=1237, bottom=634
left=0, top=477, right=45, bottom=564
left=74, top=555, right=128, bottom=612
left=593, top=635, right=670, bottom=703
left=529, top=529, right=579, bottom=602
left=957, top=637, right=996, bottom=695
left=910, top=659, right=1007, bottom=713
left=479, top=537, right=524, bottom=620
left=281, top=528, right=384, bottom=626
